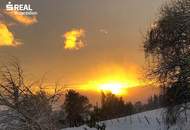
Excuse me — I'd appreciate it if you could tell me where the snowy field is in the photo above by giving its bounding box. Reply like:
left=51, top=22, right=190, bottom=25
left=62, top=108, right=190, bottom=130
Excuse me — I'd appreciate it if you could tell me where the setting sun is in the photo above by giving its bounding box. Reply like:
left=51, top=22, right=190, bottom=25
left=77, top=64, right=142, bottom=95
left=99, top=82, right=124, bottom=95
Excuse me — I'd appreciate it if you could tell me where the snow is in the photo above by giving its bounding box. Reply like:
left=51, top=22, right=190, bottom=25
left=62, top=108, right=190, bottom=130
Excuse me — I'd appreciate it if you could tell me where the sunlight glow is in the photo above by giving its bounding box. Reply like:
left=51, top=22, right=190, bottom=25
left=99, top=83, right=124, bottom=95
left=76, top=64, right=144, bottom=95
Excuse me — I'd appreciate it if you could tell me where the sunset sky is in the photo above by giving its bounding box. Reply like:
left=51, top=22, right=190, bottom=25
left=0, top=0, right=166, bottom=103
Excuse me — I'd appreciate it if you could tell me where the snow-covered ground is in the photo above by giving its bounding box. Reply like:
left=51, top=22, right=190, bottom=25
left=62, top=108, right=190, bottom=130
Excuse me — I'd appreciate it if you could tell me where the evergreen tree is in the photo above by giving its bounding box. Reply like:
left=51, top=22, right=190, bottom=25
left=63, top=90, right=91, bottom=127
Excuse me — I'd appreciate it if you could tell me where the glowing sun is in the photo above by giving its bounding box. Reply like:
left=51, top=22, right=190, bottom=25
left=99, top=83, right=124, bottom=95
left=78, top=64, right=143, bottom=95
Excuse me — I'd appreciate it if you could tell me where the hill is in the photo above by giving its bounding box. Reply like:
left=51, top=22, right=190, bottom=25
left=62, top=108, right=190, bottom=130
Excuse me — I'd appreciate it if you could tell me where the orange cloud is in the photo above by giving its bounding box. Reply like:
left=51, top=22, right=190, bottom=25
left=63, top=29, right=86, bottom=50
left=0, top=22, right=21, bottom=47
left=4, top=11, right=37, bottom=26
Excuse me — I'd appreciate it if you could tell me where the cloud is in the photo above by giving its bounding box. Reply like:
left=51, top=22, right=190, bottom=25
left=100, top=29, right=108, bottom=34
left=63, top=29, right=86, bottom=50
left=0, top=22, right=21, bottom=47
left=4, top=10, right=37, bottom=26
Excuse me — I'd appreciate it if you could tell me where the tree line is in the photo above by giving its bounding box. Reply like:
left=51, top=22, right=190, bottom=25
left=58, top=90, right=164, bottom=128
left=0, top=60, right=164, bottom=130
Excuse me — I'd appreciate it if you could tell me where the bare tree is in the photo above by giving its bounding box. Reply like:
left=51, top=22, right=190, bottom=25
left=0, top=60, right=63, bottom=130
left=144, top=0, right=190, bottom=127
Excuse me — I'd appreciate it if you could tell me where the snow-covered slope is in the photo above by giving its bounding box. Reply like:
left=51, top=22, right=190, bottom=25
left=62, top=108, right=190, bottom=130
